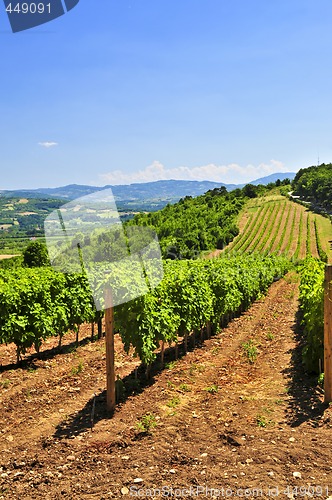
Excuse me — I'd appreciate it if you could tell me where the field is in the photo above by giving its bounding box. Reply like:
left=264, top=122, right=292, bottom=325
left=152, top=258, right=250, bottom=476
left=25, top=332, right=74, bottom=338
left=0, top=196, right=140, bottom=256
left=1, top=273, right=332, bottom=498
left=225, top=196, right=332, bottom=262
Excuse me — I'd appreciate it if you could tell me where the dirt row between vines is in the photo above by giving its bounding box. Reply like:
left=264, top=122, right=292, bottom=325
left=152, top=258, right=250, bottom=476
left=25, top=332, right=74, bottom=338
left=1, top=272, right=332, bottom=499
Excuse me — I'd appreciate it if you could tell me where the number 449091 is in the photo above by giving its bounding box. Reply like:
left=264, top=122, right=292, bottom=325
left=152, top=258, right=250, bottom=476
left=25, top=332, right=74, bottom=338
left=6, top=3, right=51, bottom=14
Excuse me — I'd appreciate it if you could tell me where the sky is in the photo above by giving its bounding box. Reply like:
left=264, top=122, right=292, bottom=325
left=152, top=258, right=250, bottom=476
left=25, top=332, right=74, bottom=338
left=1, top=0, right=332, bottom=189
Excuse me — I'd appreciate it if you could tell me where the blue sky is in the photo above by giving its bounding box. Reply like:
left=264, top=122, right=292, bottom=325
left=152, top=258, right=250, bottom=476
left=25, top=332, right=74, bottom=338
left=1, top=0, right=332, bottom=189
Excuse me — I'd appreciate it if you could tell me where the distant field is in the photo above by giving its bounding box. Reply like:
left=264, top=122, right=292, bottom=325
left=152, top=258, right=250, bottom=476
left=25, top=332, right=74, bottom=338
left=0, top=254, right=19, bottom=260
left=224, top=195, right=332, bottom=262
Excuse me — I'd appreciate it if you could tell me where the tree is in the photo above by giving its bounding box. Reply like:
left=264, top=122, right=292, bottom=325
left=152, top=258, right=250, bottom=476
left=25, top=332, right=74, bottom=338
left=242, top=184, right=258, bottom=198
left=23, top=241, right=49, bottom=267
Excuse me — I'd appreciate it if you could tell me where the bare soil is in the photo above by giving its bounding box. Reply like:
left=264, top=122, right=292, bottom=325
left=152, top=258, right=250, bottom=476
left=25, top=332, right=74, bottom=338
left=1, top=274, right=332, bottom=499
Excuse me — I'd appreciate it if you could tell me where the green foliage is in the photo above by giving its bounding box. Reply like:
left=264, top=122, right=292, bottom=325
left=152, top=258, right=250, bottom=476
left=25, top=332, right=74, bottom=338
left=256, top=415, right=272, bottom=427
left=242, top=339, right=258, bottom=363
left=292, top=163, right=332, bottom=212
left=0, top=256, right=23, bottom=270
left=165, top=361, right=177, bottom=370
left=1, top=379, right=10, bottom=389
left=0, top=267, right=97, bottom=360
left=179, top=383, right=191, bottom=392
left=166, top=396, right=181, bottom=408
left=23, top=241, right=49, bottom=267
left=135, top=413, right=157, bottom=433
left=0, top=197, right=64, bottom=250
left=242, top=184, right=259, bottom=198
left=0, top=253, right=290, bottom=366
left=299, top=257, right=325, bottom=373
left=126, top=188, right=246, bottom=258
left=317, top=373, right=324, bottom=387
left=71, top=360, right=84, bottom=375
left=204, top=384, right=219, bottom=394
left=115, top=253, right=290, bottom=365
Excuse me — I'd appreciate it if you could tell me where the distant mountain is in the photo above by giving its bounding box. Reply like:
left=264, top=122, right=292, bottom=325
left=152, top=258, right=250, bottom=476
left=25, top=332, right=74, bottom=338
left=0, top=173, right=296, bottom=202
left=0, top=180, right=233, bottom=201
left=249, top=172, right=296, bottom=186
left=0, top=184, right=101, bottom=201
left=109, top=180, right=238, bottom=201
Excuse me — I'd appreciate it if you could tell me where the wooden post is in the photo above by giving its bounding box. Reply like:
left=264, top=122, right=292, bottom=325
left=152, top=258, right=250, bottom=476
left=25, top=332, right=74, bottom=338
left=207, top=321, right=211, bottom=340
left=324, top=265, right=332, bottom=403
left=105, top=288, right=115, bottom=412
left=160, top=341, right=165, bottom=367
left=97, top=318, right=102, bottom=339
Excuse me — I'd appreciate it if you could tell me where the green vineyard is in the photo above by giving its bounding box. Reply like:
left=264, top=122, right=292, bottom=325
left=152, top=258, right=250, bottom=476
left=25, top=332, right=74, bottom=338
left=0, top=188, right=331, bottom=379
left=225, top=195, right=331, bottom=262
left=222, top=195, right=332, bottom=377
left=299, top=257, right=325, bottom=373
left=0, top=254, right=290, bottom=366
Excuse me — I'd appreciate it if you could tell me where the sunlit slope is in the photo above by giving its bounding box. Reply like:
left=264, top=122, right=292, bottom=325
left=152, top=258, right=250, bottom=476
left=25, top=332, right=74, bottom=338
left=225, top=195, right=332, bottom=262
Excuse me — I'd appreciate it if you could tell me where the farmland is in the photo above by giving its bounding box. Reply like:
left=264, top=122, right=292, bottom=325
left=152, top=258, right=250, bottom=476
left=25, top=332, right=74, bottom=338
left=224, top=195, right=332, bottom=262
left=1, top=182, right=332, bottom=498
left=1, top=271, right=332, bottom=498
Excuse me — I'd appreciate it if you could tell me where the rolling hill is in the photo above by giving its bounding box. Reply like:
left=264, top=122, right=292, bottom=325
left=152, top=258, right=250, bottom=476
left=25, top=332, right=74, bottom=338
left=223, top=194, right=332, bottom=263
left=0, top=173, right=296, bottom=202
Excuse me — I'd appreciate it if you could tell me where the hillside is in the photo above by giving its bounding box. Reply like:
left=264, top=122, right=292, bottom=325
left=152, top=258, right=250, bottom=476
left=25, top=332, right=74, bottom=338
left=223, top=194, right=332, bottom=263
left=0, top=180, right=230, bottom=201
left=0, top=173, right=296, bottom=202
left=0, top=176, right=296, bottom=255
left=292, top=163, right=332, bottom=213
left=127, top=187, right=245, bottom=259
left=126, top=182, right=300, bottom=259
left=0, top=197, right=64, bottom=254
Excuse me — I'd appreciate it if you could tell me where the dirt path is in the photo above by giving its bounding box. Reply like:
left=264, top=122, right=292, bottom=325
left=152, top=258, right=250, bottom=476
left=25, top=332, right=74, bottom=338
left=1, top=273, right=331, bottom=499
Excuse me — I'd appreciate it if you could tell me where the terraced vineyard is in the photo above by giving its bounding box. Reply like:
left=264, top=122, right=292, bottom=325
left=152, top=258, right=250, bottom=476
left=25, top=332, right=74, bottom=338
left=225, top=195, right=332, bottom=262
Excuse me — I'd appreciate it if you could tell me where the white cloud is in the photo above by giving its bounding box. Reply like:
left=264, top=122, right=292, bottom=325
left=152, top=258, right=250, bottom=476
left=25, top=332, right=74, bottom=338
left=99, top=159, right=293, bottom=186
left=38, top=141, right=58, bottom=148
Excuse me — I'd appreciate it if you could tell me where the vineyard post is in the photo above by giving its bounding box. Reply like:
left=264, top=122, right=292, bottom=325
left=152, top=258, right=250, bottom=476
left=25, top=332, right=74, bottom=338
left=324, top=265, right=332, bottom=403
left=105, top=288, right=115, bottom=412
